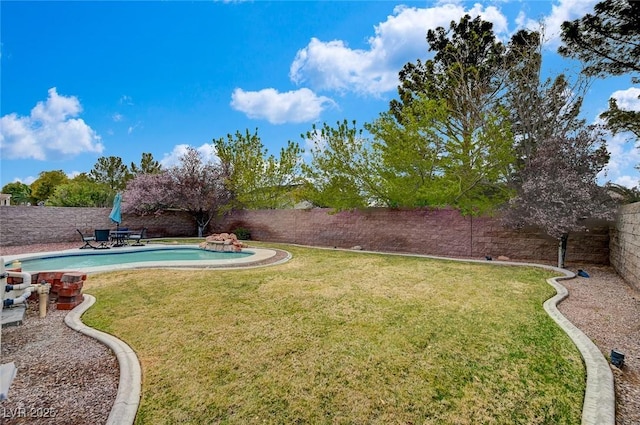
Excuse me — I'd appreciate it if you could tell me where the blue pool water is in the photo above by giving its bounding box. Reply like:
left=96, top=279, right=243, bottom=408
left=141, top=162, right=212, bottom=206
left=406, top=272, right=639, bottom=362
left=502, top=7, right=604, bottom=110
left=9, top=248, right=253, bottom=272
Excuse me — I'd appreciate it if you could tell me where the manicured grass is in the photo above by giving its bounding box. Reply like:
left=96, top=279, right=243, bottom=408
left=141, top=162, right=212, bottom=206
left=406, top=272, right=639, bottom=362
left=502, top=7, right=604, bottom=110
left=82, top=244, right=584, bottom=425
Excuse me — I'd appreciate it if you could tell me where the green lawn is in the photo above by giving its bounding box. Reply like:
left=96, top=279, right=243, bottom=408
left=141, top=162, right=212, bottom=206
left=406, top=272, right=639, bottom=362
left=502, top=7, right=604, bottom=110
left=82, top=244, right=584, bottom=425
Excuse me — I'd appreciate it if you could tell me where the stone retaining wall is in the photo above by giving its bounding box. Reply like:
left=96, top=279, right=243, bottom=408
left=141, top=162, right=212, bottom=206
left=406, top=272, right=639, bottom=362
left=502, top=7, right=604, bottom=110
left=610, top=202, right=640, bottom=289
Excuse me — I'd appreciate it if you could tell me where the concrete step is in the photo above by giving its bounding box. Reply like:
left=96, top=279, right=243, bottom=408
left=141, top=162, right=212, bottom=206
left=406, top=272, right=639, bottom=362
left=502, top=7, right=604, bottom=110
left=0, top=362, right=17, bottom=400
left=1, top=305, right=26, bottom=328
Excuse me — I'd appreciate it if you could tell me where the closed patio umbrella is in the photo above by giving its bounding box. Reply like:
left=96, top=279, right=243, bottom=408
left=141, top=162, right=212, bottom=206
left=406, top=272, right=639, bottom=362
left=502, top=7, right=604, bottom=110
left=109, top=192, right=122, bottom=229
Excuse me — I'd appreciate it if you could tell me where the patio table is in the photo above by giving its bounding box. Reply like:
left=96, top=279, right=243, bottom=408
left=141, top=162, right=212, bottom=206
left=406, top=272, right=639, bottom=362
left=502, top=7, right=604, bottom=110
left=110, top=230, right=132, bottom=247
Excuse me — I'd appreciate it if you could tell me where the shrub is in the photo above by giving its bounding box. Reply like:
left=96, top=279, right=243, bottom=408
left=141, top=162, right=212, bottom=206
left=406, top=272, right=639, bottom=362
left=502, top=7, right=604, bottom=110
left=233, top=227, right=251, bottom=240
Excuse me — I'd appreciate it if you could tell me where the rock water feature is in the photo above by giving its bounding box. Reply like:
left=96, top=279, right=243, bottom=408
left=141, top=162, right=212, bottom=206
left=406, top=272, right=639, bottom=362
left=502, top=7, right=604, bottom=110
left=199, top=233, right=245, bottom=252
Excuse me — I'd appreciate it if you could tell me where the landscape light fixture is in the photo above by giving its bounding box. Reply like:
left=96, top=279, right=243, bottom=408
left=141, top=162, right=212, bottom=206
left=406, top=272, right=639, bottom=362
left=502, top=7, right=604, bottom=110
left=610, top=350, right=625, bottom=368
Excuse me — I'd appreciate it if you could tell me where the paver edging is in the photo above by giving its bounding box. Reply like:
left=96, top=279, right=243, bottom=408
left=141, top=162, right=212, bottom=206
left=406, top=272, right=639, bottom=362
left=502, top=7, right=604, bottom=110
left=65, top=294, right=141, bottom=425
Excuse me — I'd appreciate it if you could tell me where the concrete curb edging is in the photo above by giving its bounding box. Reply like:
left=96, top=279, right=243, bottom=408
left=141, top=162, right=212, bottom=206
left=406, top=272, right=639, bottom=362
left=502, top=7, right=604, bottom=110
left=543, top=272, right=615, bottom=425
left=65, top=294, right=141, bottom=425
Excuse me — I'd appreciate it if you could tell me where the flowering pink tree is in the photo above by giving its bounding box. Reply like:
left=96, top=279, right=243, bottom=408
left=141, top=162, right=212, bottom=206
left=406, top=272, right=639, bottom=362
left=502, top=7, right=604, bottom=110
left=123, top=147, right=230, bottom=237
left=502, top=131, right=616, bottom=268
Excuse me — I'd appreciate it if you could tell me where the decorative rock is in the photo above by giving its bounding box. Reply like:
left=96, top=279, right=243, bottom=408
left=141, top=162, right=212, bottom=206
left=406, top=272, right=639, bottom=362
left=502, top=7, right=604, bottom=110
left=351, top=246, right=363, bottom=250
left=201, top=233, right=245, bottom=252
left=497, top=255, right=510, bottom=261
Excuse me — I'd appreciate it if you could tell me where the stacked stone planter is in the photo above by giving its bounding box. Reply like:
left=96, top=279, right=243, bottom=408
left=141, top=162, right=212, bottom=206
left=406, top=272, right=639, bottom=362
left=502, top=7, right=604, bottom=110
left=32, top=271, right=87, bottom=310
left=56, top=273, right=86, bottom=310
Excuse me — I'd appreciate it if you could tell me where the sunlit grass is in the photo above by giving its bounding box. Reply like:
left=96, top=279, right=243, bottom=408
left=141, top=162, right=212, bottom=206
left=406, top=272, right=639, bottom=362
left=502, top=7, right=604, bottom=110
left=82, top=244, right=584, bottom=425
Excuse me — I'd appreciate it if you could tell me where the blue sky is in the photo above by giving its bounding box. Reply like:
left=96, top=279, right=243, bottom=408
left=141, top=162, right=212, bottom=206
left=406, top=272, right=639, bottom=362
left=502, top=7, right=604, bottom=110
left=1, top=0, right=639, bottom=189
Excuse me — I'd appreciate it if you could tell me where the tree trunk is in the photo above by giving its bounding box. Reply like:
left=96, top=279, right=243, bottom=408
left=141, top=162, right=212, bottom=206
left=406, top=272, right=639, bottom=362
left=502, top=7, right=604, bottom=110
left=557, top=233, right=568, bottom=269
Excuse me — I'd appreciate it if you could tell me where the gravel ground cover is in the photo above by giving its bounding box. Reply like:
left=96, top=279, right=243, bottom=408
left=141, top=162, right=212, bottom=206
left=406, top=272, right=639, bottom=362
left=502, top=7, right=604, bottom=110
left=1, top=243, right=638, bottom=424
left=557, top=264, right=640, bottom=425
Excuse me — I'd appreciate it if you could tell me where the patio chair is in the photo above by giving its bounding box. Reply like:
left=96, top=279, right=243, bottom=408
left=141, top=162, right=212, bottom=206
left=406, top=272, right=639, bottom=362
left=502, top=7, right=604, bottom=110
left=94, top=229, right=111, bottom=249
left=128, top=227, right=147, bottom=246
left=77, top=229, right=96, bottom=249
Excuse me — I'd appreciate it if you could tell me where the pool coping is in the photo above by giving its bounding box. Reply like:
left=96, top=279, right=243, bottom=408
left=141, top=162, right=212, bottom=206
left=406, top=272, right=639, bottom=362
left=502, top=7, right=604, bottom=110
left=2, top=244, right=278, bottom=274
left=65, top=247, right=612, bottom=425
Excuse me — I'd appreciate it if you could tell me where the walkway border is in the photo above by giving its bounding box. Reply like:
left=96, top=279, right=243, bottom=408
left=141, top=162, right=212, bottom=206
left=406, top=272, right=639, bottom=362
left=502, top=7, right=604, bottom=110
left=65, top=295, right=141, bottom=425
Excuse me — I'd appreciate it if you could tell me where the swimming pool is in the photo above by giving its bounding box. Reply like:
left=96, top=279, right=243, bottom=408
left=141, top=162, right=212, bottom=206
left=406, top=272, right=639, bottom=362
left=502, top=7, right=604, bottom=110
left=3, top=245, right=275, bottom=273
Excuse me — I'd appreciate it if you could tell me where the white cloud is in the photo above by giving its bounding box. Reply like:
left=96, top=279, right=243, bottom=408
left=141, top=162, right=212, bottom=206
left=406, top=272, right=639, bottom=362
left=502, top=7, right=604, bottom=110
left=596, top=87, right=640, bottom=188
left=289, top=3, right=510, bottom=96
left=526, top=0, right=598, bottom=46
left=160, top=143, right=219, bottom=169
left=127, top=121, right=143, bottom=135
left=112, top=113, right=124, bottom=122
left=515, top=10, right=527, bottom=28
left=610, top=87, right=640, bottom=111
left=614, top=175, right=639, bottom=188
left=599, top=132, right=640, bottom=188
left=0, top=87, right=104, bottom=160
left=11, top=176, right=37, bottom=185
left=230, top=87, right=335, bottom=124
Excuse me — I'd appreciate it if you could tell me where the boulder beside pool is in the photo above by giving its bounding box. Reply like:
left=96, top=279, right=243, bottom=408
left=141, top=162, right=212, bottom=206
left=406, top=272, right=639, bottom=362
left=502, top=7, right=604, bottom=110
left=199, top=233, right=245, bottom=252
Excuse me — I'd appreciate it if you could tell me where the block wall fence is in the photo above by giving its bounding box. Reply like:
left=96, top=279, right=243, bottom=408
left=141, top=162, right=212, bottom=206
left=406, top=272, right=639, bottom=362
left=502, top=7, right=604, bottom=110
left=610, top=202, right=640, bottom=290
left=217, top=208, right=610, bottom=265
left=1, top=205, right=612, bottom=267
left=0, top=206, right=194, bottom=248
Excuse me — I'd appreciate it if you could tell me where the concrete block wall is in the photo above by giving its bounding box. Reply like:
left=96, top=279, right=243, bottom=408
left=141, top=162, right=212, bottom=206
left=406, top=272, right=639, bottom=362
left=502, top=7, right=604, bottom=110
left=0, top=205, right=613, bottom=265
left=216, top=207, right=610, bottom=265
left=610, top=202, right=640, bottom=289
left=0, top=206, right=196, bottom=247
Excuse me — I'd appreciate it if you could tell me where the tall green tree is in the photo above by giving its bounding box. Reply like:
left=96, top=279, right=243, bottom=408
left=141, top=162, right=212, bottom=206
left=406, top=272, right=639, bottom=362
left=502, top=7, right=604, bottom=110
left=90, top=156, right=131, bottom=191
left=130, top=152, right=162, bottom=175
left=47, top=173, right=113, bottom=207
left=30, top=170, right=68, bottom=204
left=214, top=129, right=303, bottom=209
left=1, top=181, right=33, bottom=205
left=500, top=27, right=618, bottom=264
left=559, top=0, right=639, bottom=80
left=366, top=99, right=448, bottom=208
left=505, top=29, right=588, bottom=171
left=600, top=98, right=640, bottom=142
left=384, top=15, right=515, bottom=213
left=391, top=15, right=507, bottom=121
left=301, top=120, right=384, bottom=209
left=559, top=0, right=640, bottom=169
